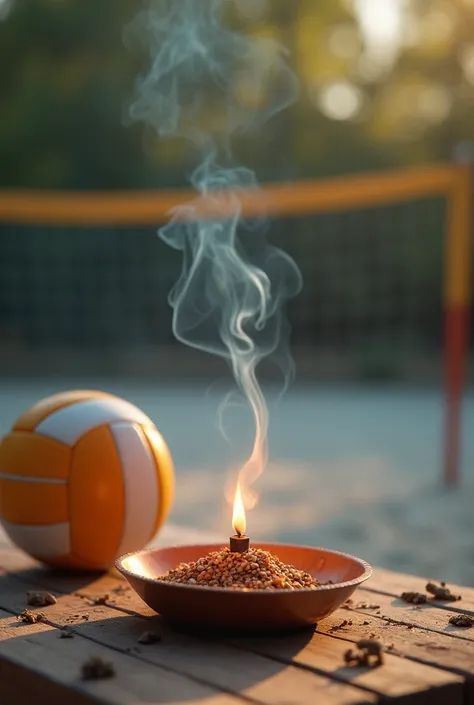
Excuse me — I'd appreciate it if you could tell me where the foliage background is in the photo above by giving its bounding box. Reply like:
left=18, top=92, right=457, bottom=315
left=3, top=0, right=474, bottom=189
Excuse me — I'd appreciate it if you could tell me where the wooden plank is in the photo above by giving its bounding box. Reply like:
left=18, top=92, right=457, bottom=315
left=345, top=590, right=474, bottom=642
left=0, top=608, right=239, bottom=705
left=317, top=609, right=474, bottom=703
left=1, top=537, right=472, bottom=703
left=16, top=559, right=474, bottom=659
left=363, top=567, right=474, bottom=614
left=2, top=544, right=473, bottom=703
left=232, top=628, right=464, bottom=705
left=4, top=548, right=473, bottom=647
left=0, top=573, right=376, bottom=705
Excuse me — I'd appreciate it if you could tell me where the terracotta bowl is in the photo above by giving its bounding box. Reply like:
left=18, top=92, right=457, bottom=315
left=115, top=543, right=372, bottom=633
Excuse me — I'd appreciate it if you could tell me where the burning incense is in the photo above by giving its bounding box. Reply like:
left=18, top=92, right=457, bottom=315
left=157, top=482, right=321, bottom=590
left=229, top=535, right=250, bottom=553
left=229, top=483, right=250, bottom=553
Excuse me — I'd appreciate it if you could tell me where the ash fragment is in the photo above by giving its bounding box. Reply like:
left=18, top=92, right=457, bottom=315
left=344, top=640, right=384, bottom=668
left=26, top=591, right=56, bottom=607
left=401, top=591, right=427, bottom=605
left=18, top=609, right=44, bottom=624
left=67, top=613, right=90, bottom=623
left=58, top=627, right=74, bottom=639
left=449, top=614, right=473, bottom=628
left=426, top=582, right=461, bottom=602
left=138, top=631, right=162, bottom=644
left=330, top=619, right=353, bottom=632
left=81, top=656, right=115, bottom=680
left=91, top=595, right=109, bottom=605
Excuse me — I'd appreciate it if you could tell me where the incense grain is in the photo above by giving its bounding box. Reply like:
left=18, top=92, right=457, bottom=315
left=158, top=547, right=321, bottom=590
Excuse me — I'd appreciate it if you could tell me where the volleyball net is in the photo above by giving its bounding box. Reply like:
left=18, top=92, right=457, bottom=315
left=0, top=164, right=471, bottom=484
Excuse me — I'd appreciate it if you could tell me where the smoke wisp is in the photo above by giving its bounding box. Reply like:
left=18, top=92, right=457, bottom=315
left=126, top=0, right=302, bottom=511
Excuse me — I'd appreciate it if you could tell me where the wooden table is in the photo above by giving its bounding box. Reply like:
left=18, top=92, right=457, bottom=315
left=1, top=527, right=473, bottom=705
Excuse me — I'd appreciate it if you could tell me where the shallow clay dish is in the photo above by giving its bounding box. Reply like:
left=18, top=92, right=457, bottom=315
left=115, top=543, right=371, bottom=633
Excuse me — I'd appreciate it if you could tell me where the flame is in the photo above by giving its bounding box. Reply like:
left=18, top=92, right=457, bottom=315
left=232, top=482, right=246, bottom=537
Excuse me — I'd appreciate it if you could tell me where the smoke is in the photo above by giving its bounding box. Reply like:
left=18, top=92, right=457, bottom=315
left=126, top=0, right=302, bottom=511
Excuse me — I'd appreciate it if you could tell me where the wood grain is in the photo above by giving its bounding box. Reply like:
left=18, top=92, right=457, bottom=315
left=318, top=608, right=474, bottom=675
left=346, top=591, right=474, bottom=642
left=1, top=536, right=474, bottom=704
left=0, top=572, right=375, bottom=705
left=232, top=629, right=464, bottom=705
left=14, top=557, right=473, bottom=680
left=362, top=567, right=474, bottom=614
left=0, top=607, right=238, bottom=705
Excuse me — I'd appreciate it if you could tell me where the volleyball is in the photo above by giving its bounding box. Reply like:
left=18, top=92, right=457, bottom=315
left=0, top=390, right=174, bottom=570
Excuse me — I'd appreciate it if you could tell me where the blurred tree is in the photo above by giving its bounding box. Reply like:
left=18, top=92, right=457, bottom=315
left=1, top=0, right=474, bottom=188
left=0, top=0, right=191, bottom=189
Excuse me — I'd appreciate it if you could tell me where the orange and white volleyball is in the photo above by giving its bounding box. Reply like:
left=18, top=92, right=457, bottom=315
left=0, top=390, right=174, bottom=570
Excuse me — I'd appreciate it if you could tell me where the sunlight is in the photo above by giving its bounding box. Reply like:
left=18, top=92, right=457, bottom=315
left=459, top=44, right=474, bottom=84
left=354, top=0, right=405, bottom=71
left=317, top=81, right=364, bottom=121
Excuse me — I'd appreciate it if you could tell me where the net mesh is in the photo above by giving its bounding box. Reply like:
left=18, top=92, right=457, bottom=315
left=0, top=196, right=447, bottom=378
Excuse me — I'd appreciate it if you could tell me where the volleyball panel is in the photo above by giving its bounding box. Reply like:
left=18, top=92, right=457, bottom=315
left=0, top=478, right=67, bottom=525
left=109, top=421, right=159, bottom=557
left=36, top=397, right=153, bottom=445
left=0, top=431, right=70, bottom=480
left=69, top=424, right=125, bottom=569
left=12, top=389, right=113, bottom=432
left=1, top=521, right=70, bottom=560
left=141, top=424, right=174, bottom=542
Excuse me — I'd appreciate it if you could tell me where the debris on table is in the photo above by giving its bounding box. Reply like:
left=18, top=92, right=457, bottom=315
left=426, top=582, right=461, bottom=602
left=401, top=591, right=427, bottom=605
left=330, top=619, right=353, bottom=632
left=58, top=627, right=74, bottom=639
left=342, top=599, right=380, bottom=610
left=18, top=609, right=45, bottom=624
left=81, top=656, right=115, bottom=680
left=344, top=639, right=384, bottom=668
left=449, top=614, right=474, bottom=628
left=137, top=630, right=162, bottom=644
left=26, top=591, right=57, bottom=607
left=91, top=594, right=109, bottom=605
left=67, top=613, right=90, bottom=623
